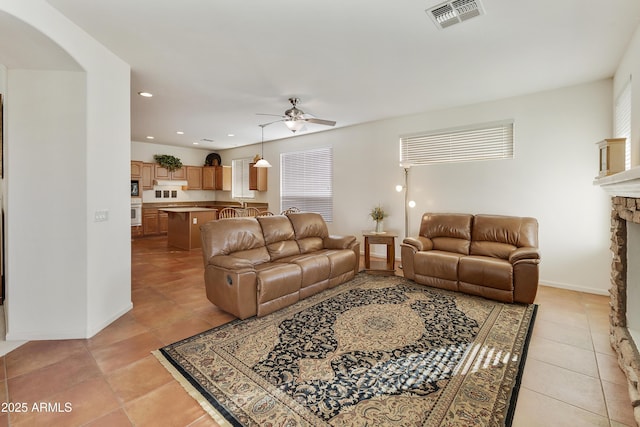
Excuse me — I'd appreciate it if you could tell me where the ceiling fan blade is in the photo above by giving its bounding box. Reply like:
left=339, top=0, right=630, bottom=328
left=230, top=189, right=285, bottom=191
left=305, top=118, right=336, bottom=126
left=256, top=113, right=285, bottom=117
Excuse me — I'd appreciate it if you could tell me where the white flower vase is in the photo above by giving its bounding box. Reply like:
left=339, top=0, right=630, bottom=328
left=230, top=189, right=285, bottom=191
left=375, top=220, right=384, bottom=233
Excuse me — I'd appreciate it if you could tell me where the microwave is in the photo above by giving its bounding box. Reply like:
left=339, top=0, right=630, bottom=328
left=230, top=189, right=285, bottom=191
left=131, top=180, right=140, bottom=197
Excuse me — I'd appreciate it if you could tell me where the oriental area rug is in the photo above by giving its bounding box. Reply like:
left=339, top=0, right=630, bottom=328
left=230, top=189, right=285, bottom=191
left=154, top=274, right=537, bottom=427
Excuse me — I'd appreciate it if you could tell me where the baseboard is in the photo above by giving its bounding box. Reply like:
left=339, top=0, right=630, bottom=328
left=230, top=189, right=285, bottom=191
left=539, top=280, right=609, bottom=296
left=86, top=302, right=134, bottom=338
left=4, top=301, right=133, bottom=341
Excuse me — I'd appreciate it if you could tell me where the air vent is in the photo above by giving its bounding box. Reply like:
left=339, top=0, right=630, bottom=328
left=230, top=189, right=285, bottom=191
left=426, top=0, right=485, bottom=30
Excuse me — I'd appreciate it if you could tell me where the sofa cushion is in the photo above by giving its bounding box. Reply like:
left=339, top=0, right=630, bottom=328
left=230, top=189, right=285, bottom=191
left=257, top=215, right=301, bottom=261
left=255, top=263, right=301, bottom=305
left=470, top=215, right=539, bottom=259
left=414, top=250, right=463, bottom=281
left=419, top=213, right=472, bottom=255
left=200, top=217, right=270, bottom=265
left=459, top=256, right=513, bottom=291
left=288, top=212, right=330, bottom=254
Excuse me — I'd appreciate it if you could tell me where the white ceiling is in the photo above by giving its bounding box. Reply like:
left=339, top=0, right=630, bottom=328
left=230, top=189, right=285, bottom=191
left=5, top=1, right=640, bottom=150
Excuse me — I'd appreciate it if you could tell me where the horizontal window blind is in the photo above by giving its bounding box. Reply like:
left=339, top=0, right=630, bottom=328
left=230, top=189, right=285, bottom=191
left=280, top=147, right=333, bottom=222
left=615, top=80, right=631, bottom=171
left=400, top=121, right=514, bottom=166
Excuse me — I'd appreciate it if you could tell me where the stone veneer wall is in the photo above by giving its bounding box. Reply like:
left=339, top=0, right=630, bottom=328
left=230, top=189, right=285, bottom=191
left=610, top=196, right=640, bottom=424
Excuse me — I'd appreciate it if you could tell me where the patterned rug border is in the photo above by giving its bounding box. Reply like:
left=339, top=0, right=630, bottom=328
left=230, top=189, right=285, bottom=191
left=155, top=274, right=538, bottom=426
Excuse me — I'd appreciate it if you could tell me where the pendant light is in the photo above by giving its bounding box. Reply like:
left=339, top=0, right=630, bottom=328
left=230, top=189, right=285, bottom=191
left=255, top=124, right=272, bottom=168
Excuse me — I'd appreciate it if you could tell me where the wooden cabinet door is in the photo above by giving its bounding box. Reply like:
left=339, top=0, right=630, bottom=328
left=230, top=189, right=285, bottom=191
left=171, top=167, right=186, bottom=180
left=249, top=163, right=267, bottom=191
left=202, top=166, right=215, bottom=190
left=186, top=166, right=203, bottom=190
left=142, top=209, right=159, bottom=235
left=158, top=211, right=168, bottom=234
left=131, top=161, right=143, bottom=178
left=154, top=165, right=170, bottom=179
left=141, top=163, right=154, bottom=190
left=214, top=166, right=232, bottom=191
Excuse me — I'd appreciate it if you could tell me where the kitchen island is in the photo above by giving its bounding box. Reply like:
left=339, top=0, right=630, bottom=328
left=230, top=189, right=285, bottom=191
left=159, top=207, right=217, bottom=250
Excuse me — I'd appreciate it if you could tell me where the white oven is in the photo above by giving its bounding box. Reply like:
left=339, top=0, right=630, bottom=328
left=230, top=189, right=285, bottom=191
left=131, top=197, right=142, bottom=226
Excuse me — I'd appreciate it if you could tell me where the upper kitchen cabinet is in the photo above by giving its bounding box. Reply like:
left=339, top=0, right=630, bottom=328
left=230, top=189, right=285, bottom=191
left=154, top=165, right=186, bottom=180
left=186, top=166, right=203, bottom=190
left=215, top=165, right=232, bottom=191
left=249, top=163, right=268, bottom=191
left=141, top=163, right=154, bottom=190
left=131, top=161, right=143, bottom=178
left=202, top=166, right=215, bottom=190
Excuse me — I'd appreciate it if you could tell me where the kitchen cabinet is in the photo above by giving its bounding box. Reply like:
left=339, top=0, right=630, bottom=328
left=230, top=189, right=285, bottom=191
left=214, top=165, right=232, bottom=191
left=141, top=163, right=154, bottom=190
left=171, top=167, right=186, bottom=180
left=186, top=166, right=203, bottom=190
left=202, top=166, right=215, bottom=190
left=131, top=161, right=143, bottom=178
left=142, top=208, right=168, bottom=236
left=143, top=209, right=159, bottom=235
left=154, top=165, right=170, bottom=179
left=249, top=163, right=268, bottom=191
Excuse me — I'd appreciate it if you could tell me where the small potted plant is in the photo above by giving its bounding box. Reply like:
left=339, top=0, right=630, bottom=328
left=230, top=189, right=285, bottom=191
left=153, top=154, right=183, bottom=172
left=370, top=205, right=388, bottom=233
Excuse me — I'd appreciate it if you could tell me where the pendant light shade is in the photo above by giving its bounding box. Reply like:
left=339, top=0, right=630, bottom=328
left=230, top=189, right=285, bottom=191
left=255, top=124, right=272, bottom=168
left=254, top=158, right=272, bottom=168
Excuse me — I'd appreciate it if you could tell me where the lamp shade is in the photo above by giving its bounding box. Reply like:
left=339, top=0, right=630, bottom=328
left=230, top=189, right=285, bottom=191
left=254, top=158, right=272, bottom=168
left=285, top=120, right=305, bottom=132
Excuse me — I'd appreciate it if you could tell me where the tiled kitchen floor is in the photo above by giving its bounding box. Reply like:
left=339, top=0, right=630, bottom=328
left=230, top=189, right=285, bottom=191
left=0, top=236, right=634, bottom=426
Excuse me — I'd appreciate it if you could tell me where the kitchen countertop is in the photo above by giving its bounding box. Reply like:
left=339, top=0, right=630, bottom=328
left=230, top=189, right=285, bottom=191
left=159, top=207, right=217, bottom=213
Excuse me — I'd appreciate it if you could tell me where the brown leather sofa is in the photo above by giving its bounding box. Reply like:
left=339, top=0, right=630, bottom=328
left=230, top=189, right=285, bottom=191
left=200, top=212, right=360, bottom=319
left=401, top=213, right=540, bottom=304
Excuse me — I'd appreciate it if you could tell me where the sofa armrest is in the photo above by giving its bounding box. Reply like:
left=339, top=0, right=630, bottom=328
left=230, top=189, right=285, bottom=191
left=208, top=255, right=255, bottom=272
left=509, top=247, right=540, bottom=264
left=324, top=235, right=357, bottom=250
left=402, top=236, right=433, bottom=252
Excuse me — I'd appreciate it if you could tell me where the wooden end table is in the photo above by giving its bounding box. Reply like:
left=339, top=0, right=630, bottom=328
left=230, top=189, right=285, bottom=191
left=362, top=231, right=397, bottom=275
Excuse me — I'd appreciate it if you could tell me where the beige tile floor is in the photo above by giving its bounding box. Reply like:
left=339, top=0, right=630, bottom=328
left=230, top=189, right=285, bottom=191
left=0, top=236, right=634, bottom=426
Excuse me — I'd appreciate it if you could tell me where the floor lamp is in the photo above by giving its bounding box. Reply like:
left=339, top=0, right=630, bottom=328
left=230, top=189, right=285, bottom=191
left=395, top=164, right=415, bottom=239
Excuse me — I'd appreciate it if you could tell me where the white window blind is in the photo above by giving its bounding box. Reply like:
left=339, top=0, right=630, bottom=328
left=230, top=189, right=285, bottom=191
left=280, top=147, right=333, bottom=222
left=615, top=80, right=632, bottom=171
left=231, top=158, right=255, bottom=199
left=400, top=121, right=514, bottom=166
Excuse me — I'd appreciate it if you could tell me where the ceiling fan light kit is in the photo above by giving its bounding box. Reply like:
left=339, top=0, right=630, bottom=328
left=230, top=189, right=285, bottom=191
left=257, top=97, right=336, bottom=134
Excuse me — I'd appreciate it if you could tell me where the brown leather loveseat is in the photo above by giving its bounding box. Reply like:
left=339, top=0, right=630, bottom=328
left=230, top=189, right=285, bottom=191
left=401, top=213, right=540, bottom=304
left=200, top=212, right=360, bottom=319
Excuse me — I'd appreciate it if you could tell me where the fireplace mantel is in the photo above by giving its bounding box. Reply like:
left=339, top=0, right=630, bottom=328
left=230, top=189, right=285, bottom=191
left=594, top=166, right=640, bottom=197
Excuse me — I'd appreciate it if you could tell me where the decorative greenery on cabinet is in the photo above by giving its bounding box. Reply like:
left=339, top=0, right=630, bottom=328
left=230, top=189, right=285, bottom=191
left=153, top=154, right=183, bottom=172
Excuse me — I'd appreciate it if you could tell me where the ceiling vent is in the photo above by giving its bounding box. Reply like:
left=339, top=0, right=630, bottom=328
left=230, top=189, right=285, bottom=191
left=426, top=0, right=485, bottom=29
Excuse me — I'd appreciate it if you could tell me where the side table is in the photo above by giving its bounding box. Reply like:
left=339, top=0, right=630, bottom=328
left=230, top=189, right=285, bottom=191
left=362, top=231, right=397, bottom=275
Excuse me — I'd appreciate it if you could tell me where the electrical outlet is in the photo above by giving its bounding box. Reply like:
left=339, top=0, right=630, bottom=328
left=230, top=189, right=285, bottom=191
left=192, top=217, right=198, bottom=224
left=94, top=210, right=109, bottom=222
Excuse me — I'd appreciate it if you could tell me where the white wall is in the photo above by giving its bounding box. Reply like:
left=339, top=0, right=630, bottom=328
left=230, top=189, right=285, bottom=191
left=614, top=24, right=640, bottom=168
left=221, top=80, right=613, bottom=294
left=0, top=1, right=131, bottom=339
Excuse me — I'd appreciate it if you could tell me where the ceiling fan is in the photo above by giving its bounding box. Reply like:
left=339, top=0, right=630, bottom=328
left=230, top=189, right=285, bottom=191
left=257, top=98, right=336, bottom=133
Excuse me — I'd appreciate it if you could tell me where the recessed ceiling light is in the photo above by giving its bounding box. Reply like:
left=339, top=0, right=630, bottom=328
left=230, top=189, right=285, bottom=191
left=193, top=142, right=199, bottom=145
left=146, top=136, right=154, bottom=140
left=228, top=133, right=235, bottom=137
left=176, top=131, right=184, bottom=135
left=138, top=92, right=153, bottom=97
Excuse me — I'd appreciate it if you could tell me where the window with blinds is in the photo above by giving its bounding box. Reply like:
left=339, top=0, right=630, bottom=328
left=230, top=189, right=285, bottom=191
left=399, top=120, right=514, bottom=166
left=280, top=147, right=333, bottom=222
left=231, top=158, right=255, bottom=199
left=614, top=80, right=631, bottom=171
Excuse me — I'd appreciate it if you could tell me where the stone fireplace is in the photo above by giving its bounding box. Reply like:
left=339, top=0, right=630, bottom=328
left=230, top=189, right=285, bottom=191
left=597, top=167, right=640, bottom=424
